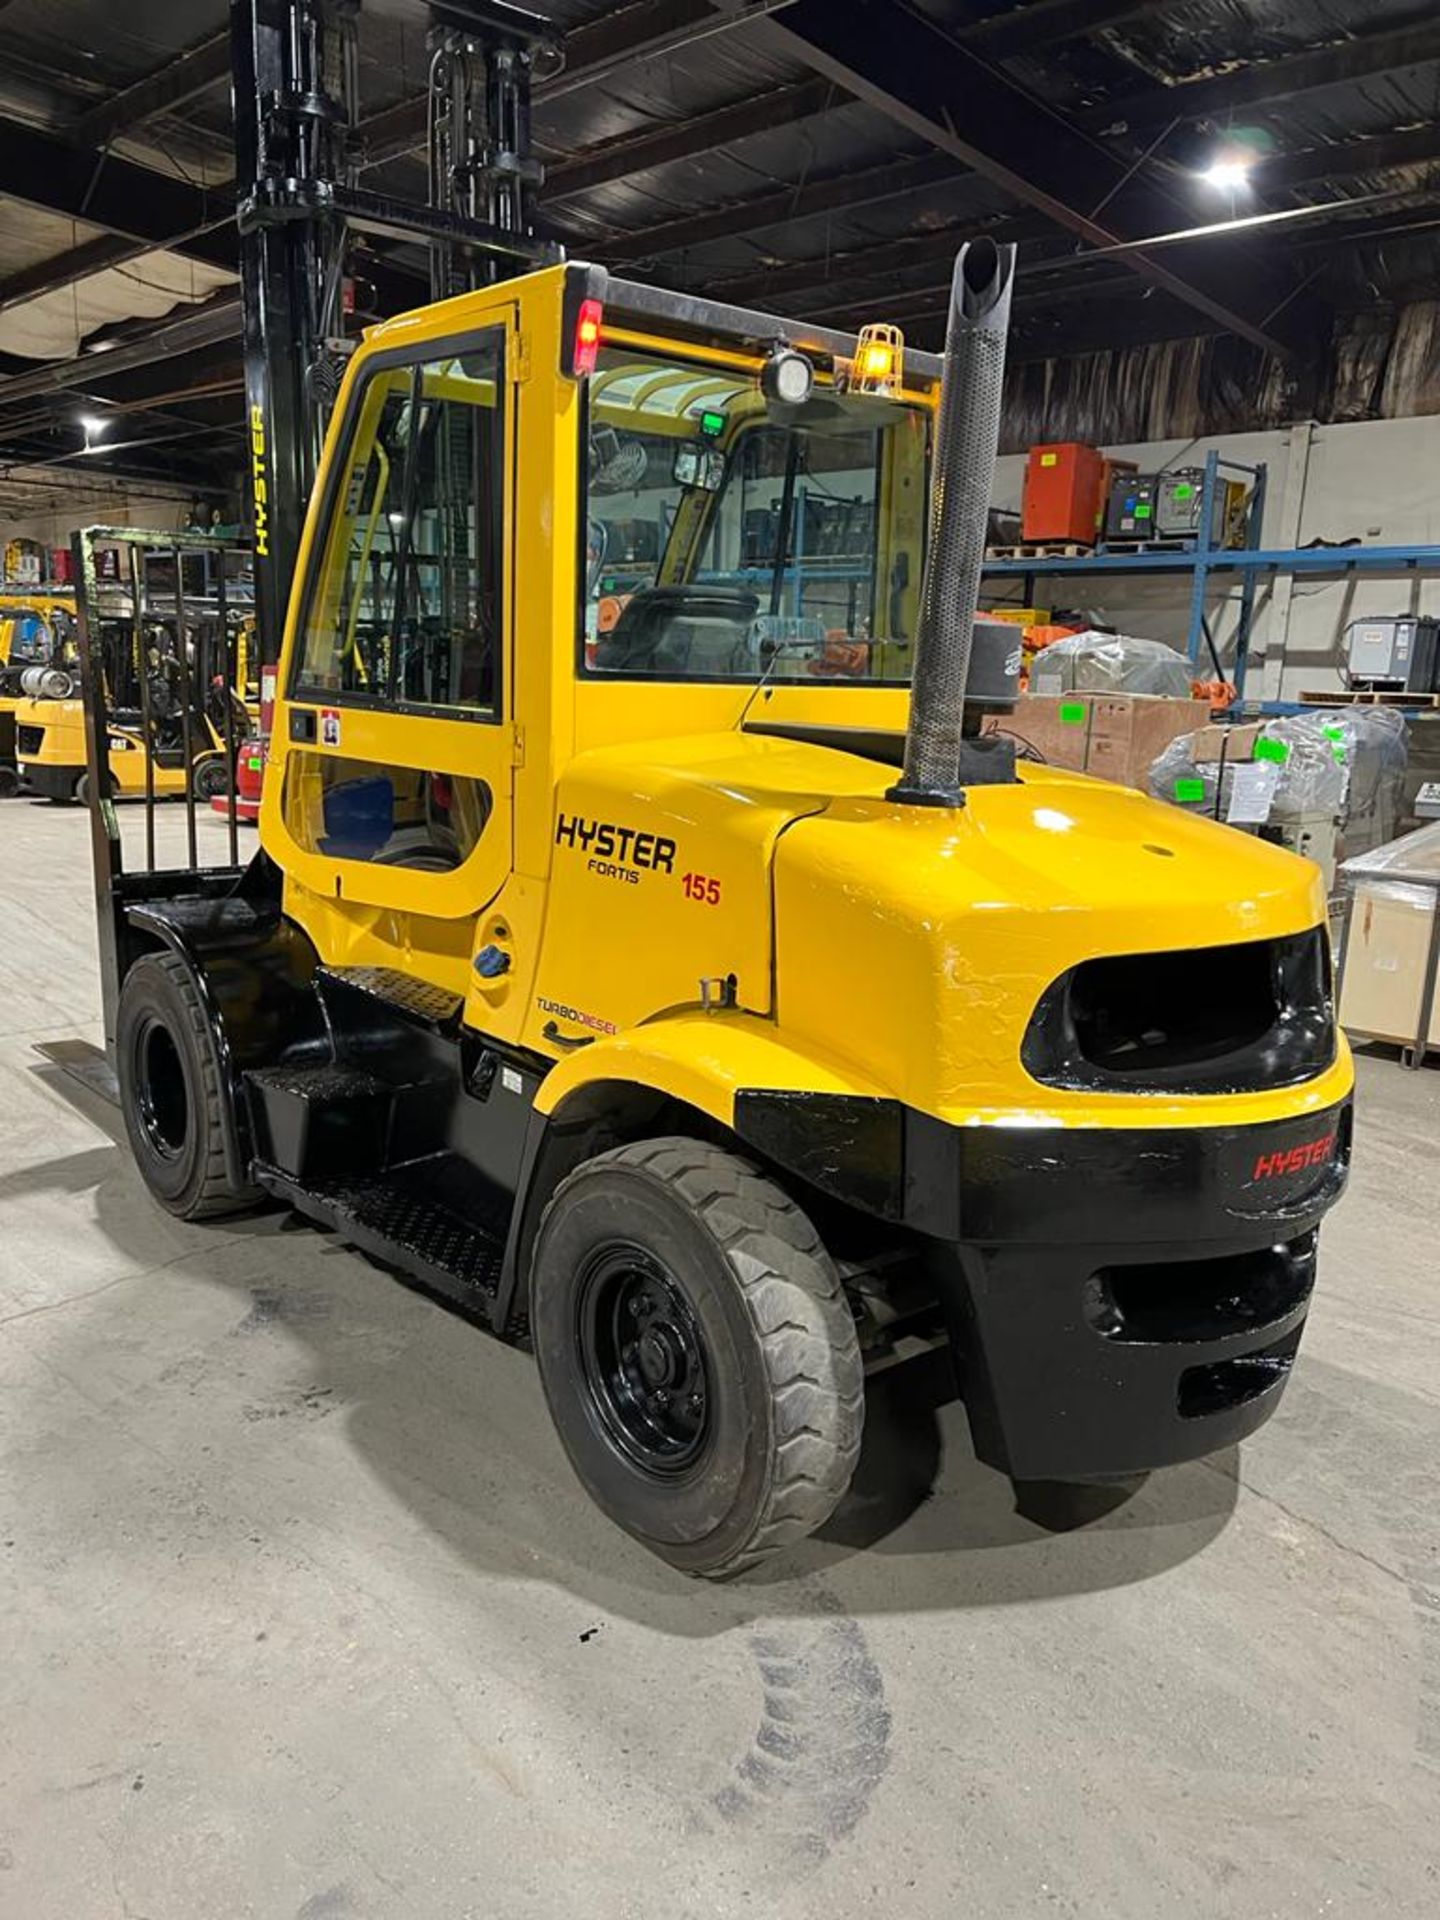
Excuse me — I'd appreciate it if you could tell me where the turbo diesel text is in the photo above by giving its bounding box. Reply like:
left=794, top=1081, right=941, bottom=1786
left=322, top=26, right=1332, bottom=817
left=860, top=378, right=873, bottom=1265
left=555, top=812, right=678, bottom=885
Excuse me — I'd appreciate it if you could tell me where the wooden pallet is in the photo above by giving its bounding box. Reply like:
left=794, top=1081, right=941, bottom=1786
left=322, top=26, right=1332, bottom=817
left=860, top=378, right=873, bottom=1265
left=986, top=541, right=1092, bottom=560
left=1096, top=537, right=1196, bottom=555
left=1298, top=688, right=1440, bottom=709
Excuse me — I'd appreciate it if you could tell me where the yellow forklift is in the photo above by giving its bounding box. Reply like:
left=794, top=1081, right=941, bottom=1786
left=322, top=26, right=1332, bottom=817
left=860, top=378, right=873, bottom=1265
left=17, top=536, right=253, bottom=805
left=0, top=589, right=78, bottom=795
left=80, top=0, right=1352, bottom=1577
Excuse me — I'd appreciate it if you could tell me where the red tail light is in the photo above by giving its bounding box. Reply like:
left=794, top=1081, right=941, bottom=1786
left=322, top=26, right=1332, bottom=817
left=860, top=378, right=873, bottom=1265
left=574, top=297, right=603, bottom=376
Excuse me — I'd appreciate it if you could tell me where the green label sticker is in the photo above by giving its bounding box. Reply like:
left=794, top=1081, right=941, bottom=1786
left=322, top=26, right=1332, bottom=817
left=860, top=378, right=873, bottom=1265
left=1135, top=502, right=1152, bottom=519
left=1322, top=723, right=1344, bottom=740
left=1254, top=737, right=1289, bottom=764
left=1173, top=483, right=1194, bottom=501
left=1059, top=700, right=1087, bottom=725
left=1175, top=777, right=1206, bottom=802
left=1040, top=452, right=1058, bottom=467
left=699, top=409, right=726, bottom=438
left=1331, top=744, right=1347, bottom=763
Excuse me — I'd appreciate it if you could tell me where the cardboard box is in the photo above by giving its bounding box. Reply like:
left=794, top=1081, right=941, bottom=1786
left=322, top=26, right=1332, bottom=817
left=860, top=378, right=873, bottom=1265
left=983, top=606, right=1051, bottom=627
left=1340, top=825, right=1440, bottom=1049
left=1086, top=694, right=1213, bottom=790
left=986, top=693, right=1211, bottom=790
left=1340, top=882, right=1440, bottom=1049
left=1190, top=722, right=1264, bottom=765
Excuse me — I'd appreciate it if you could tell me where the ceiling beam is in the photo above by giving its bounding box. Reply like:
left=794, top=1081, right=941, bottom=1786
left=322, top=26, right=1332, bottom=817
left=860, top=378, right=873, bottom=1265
left=704, top=212, right=1051, bottom=305
left=0, top=424, right=232, bottom=489
left=0, top=297, right=241, bottom=411
left=67, top=31, right=232, bottom=151
left=596, top=151, right=959, bottom=264
left=962, top=0, right=1174, bottom=61
left=750, top=0, right=1325, bottom=358
left=1085, top=22, right=1440, bottom=132
left=1263, top=123, right=1440, bottom=191
left=0, top=119, right=234, bottom=263
left=576, top=24, right=1286, bottom=276
left=0, top=384, right=246, bottom=451
left=1290, top=206, right=1440, bottom=253
left=813, top=259, right=1143, bottom=330
left=543, top=77, right=839, bottom=202
left=0, top=234, right=150, bottom=313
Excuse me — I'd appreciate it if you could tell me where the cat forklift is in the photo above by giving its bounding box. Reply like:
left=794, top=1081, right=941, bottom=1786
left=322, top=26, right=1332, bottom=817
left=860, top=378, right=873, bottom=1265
left=78, top=0, right=1353, bottom=1578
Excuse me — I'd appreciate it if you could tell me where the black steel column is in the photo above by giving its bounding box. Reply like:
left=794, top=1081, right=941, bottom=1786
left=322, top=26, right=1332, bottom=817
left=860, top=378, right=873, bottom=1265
left=231, top=0, right=357, bottom=680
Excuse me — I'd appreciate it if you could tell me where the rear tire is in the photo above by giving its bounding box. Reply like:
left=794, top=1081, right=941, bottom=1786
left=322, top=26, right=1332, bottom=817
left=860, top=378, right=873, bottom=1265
left=116, top=951, right=262, bottom=1220
left=191, top=753, right=231, bottom=802
left=530, top=1137, right=863, bottom=1577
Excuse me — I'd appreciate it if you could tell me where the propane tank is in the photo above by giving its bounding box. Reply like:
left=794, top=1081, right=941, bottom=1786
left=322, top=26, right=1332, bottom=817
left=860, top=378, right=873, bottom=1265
left=20, top=665, right=74, bottom=700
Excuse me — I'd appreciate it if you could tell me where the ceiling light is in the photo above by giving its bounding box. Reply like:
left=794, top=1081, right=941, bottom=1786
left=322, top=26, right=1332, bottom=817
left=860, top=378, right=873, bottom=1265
left=79, top=414, right=107, bottom=436
left=1199, top=153, right=1253, bottom=193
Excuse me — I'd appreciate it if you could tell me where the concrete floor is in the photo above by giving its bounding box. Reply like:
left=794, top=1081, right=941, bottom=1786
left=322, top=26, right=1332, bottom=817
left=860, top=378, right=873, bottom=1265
left=1, top=799, right=1438, bottom=1920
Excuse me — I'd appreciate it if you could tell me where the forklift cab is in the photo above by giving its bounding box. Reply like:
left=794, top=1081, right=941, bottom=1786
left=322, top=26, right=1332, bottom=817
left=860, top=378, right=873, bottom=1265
left=262, top=266, right=938, bottom=1022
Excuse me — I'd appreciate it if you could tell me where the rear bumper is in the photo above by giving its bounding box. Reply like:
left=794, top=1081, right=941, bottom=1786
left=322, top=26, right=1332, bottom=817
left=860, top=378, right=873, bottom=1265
left=738, top=1088, right=1352, bottom=1480
left=20, top=761, right=79, bottom=801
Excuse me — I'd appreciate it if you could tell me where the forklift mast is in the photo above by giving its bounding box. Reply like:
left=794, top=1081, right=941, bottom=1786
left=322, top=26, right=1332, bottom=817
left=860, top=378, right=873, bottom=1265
left=229, top=0, right=560, bottom=689
left=76, top=0, right=562, bottom=1048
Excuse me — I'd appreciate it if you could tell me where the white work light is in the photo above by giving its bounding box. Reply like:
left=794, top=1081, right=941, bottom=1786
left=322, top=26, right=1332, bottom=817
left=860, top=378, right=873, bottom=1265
left=761, top=347, right=814, bottom=406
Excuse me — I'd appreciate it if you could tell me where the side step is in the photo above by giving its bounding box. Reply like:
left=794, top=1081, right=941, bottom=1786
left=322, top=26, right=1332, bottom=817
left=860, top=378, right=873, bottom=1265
left=318, top=964, right=464, bottom=1035
left=255, top=1160, right=509, bottom=1315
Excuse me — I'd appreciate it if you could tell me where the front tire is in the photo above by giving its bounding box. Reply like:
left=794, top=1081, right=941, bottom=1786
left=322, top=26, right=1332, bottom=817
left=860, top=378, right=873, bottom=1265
left=74, top=770, right=116, bottom=807
left=116, top=952, right=261, bottom=1220
left=530, top=1138, right=863, bottom=1578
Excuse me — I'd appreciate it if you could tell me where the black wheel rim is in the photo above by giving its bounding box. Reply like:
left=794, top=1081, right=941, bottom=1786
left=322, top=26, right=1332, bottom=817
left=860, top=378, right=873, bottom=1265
left=576, top=1244, right=711, bottom=1476
left=135, top=1019, right=189, bottom=1160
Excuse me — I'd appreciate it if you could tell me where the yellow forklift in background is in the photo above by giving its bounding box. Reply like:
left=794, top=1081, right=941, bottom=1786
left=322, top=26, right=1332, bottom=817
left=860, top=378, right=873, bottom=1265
left=16, top=537, right=254, bottom=805
left=0, top=589, right=78, bottom=795
left=78, top=0, right=1352, bottom=1578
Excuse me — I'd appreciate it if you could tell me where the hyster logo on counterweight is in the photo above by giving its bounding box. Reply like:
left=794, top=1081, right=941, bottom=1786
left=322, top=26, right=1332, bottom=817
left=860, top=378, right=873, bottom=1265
left=1252, top=1131, right=1336, bottom=1181
left=555, top=812, right=677, bottom=885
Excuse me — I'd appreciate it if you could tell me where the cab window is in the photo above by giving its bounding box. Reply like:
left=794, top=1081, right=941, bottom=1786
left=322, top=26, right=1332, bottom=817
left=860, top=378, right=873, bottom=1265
left=581, top=344, right=929, bottom=683
left=294, top=333, right=505, bottom=715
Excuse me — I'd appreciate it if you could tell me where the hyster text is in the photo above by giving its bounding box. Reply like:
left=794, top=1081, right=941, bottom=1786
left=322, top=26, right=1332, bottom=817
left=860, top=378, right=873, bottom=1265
left=556, top=813, right=677, bottom=873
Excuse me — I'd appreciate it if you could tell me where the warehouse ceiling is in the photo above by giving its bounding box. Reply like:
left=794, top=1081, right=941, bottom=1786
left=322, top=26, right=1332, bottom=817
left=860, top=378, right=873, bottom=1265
left=0, top=0, right=1436, bottom=497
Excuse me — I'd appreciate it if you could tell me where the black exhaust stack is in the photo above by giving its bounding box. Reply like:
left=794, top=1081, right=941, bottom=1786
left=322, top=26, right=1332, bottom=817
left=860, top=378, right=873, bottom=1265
left=888, top=237, right=1017, bottom=808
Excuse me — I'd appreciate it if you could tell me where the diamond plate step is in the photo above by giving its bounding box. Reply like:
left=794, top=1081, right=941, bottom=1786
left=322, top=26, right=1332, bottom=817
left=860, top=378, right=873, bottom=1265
left=256, top=1160, right=508, bottom=1309
left=319, top=965, right=464, bottom=1033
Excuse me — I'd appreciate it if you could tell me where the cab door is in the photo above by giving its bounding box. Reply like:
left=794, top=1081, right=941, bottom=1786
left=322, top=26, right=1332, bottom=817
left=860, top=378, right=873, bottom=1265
left=266, top=309, right=518, bottom=985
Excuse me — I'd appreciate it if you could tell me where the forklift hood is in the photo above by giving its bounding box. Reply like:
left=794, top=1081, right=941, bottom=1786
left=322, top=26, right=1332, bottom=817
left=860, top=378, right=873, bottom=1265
left=541, top=729, right=1332, bottom=1125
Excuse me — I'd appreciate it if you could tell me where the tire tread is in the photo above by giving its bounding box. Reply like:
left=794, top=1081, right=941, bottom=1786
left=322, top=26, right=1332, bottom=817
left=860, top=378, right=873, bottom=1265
left=550, top=1135, right=863, bottom=1578
left=122, top=951, right=258, bottom=1220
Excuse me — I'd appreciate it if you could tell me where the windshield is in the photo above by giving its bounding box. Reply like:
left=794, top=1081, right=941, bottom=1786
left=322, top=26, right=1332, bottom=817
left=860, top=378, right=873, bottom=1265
left=582, top=345, right=929, bottom=683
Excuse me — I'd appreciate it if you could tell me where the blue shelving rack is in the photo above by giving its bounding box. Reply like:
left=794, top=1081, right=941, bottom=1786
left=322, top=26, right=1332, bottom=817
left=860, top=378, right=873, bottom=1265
left=983, top=448, right=1440, bottom=704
